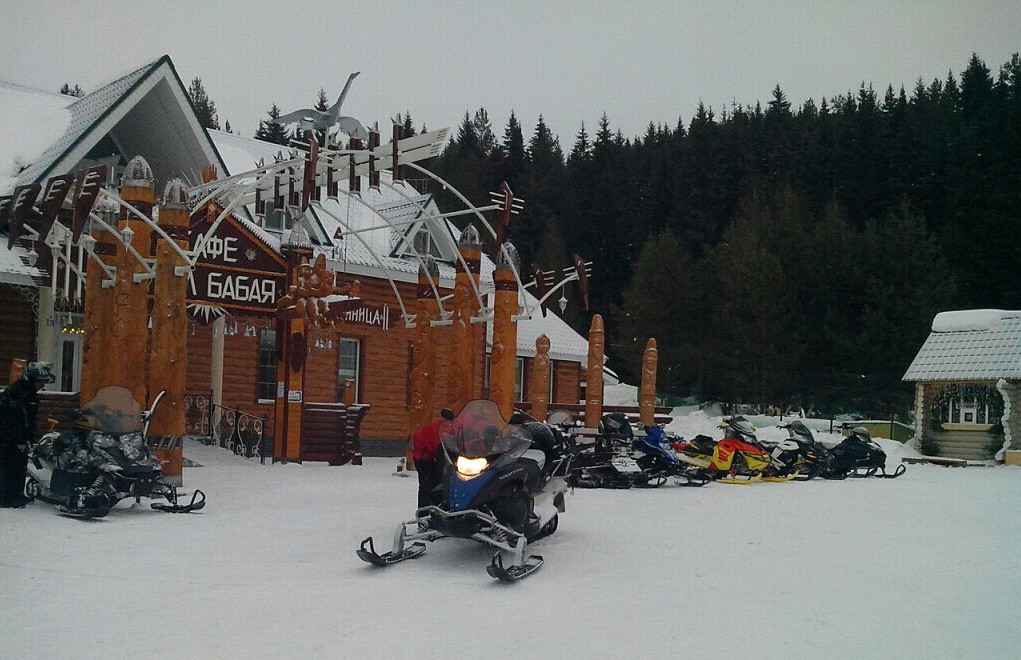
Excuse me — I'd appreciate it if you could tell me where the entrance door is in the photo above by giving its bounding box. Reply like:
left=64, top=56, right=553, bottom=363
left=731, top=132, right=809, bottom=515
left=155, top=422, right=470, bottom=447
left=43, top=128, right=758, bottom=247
left=55, top=322, right=83, bottom=393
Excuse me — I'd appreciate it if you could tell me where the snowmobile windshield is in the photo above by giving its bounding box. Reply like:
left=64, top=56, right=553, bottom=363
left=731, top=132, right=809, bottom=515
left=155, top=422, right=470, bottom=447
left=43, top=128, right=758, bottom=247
left=441, top=399, right=533, bottom=459
left=784, top=421, right=814, bottom=442
left=81, top=386, right=144, bottom=434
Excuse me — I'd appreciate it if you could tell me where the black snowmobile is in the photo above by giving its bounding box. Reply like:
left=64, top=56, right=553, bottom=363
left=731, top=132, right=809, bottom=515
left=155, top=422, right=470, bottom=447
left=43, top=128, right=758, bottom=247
left=26, top=386, right=206, bottom=518
left=357, top=400, right=573, bottom=581
left=762, top=420, right=835, bottom=481
left=824, top=425, right=906, bottom=479
left=566, top=412, right=646, bottom=489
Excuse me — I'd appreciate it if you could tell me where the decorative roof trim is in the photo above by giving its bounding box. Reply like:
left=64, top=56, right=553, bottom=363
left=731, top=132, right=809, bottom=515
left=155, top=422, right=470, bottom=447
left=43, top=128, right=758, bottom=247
left=28, top=56, right=228, bottom=190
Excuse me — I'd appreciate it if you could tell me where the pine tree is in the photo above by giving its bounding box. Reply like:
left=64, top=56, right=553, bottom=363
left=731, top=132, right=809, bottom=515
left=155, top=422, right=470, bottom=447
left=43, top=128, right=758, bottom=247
left=472, top=108, right=497, bottom=156
left=254, top=104, right=290, bottom=145
left=860, top=201, right=955, bottom=410
left=313, top=88, right=330, bottom=145
left=187, top=77, right=220, bottom=130
left=398, top=110, right=417, bottom=137
left=568, top=122, right=591, bottom=165
left=500, top=111, right=526, bottom=180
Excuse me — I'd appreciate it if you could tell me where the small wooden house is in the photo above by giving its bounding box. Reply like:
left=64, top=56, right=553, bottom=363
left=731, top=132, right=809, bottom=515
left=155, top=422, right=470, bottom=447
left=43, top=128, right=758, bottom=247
left=902, top=310, right=1021, bottom=461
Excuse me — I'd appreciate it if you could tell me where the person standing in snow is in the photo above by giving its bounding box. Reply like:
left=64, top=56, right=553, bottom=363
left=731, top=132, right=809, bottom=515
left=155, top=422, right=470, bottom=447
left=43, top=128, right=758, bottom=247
left=0, top=362, right=54, bottom=508
left=411, top=413, right=452, bottom=509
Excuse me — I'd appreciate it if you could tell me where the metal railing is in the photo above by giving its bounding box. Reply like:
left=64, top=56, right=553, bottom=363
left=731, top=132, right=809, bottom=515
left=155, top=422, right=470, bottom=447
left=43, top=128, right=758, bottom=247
left=207, top=402, right=268, bottom=463
left=184, top=392, right=212, bottom=437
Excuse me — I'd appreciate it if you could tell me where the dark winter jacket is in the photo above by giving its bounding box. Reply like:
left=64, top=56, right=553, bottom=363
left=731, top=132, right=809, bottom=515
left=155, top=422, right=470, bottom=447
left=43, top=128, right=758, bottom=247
left=0, top=379, right=39, bottom=448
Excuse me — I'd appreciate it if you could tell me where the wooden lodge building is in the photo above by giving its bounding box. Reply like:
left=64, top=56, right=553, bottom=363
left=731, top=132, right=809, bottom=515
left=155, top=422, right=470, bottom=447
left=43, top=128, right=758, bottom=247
left=0, top=56, right=591, bottom=461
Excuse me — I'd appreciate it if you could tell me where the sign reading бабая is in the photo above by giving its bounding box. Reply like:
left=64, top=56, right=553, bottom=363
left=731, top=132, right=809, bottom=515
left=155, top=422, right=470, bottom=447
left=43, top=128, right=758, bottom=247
left=187, top=215, right=286, bottom=312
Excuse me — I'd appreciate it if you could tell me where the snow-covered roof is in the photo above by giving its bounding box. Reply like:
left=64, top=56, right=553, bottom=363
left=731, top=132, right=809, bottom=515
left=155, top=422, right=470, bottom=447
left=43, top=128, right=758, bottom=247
left=208, top=129, right=288, bottom=178
left=0, top=81, right=74, bottom=193
left=1, top=55, right=227, bottom=196
left=903, top=309, right=1021, bottom=382
left=0, top=242, right=41, bottom=286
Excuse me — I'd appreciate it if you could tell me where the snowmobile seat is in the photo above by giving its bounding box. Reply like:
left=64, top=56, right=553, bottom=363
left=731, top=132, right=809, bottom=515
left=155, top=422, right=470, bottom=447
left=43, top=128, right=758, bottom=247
left=522, top=422, right=559, bottom=460
left=521, top=448, right=546, bottom=472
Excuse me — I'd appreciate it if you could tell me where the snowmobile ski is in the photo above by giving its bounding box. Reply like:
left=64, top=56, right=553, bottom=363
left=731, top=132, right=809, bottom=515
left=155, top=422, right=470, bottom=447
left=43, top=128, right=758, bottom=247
left=151, top=489, right=206, bottom=513
left=674, top=473, right=712, bottom=487
left=761, top=471, right=799, bottom=483
left=719, top=472, right=762, bottom=485
left=56, top=503, right=110, bottom=519
left=878, top=464, right=906, bottom=479
left=357, top=536, right=427, bottom=566
left=486, top=551, right=544, bottom=582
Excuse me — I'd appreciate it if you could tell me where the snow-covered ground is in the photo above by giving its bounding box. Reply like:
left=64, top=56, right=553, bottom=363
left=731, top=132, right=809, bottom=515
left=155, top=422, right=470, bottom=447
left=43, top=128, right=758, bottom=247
left=3, top=415, right=1020, bottom=659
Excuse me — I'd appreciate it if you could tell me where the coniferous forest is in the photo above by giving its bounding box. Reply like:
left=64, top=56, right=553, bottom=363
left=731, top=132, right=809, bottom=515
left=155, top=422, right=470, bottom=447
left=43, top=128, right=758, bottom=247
left=432, top=54, right=1019, bottom=414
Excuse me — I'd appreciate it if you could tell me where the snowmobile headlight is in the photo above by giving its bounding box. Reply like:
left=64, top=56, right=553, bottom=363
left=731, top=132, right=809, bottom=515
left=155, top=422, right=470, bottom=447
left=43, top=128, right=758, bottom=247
left=455, top=455, right=489, bottom=479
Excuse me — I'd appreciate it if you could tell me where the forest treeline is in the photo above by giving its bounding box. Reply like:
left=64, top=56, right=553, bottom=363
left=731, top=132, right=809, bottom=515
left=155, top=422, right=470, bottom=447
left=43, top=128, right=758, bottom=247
left=423, top=53, right=1020, bottom=415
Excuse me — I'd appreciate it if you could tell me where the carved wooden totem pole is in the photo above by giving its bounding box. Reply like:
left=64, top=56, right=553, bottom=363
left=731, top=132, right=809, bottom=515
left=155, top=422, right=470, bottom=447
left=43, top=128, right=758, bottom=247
left=584, top=314, right=605, bottom=428
left=273, top=225, right=314, bottom=460
left=407, top=258, right=441, bottom=470
left=528, top=334, right=552, bottom=422
left=146, top=179, right=192, bottom=484
left=110, top=157, right=155, bottom=404
left=80, top=198, right=118, bottom=403
left=639, top=338, right=659, bottom=426
left=449, top=224, right=481, bottom=413
left=490, top=242, right=520, bottom=421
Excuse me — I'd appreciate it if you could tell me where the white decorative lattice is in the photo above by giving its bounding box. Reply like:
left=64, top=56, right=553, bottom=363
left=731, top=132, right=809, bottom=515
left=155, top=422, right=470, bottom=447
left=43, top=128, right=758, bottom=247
left=996, top=378, right=1012, bottom=461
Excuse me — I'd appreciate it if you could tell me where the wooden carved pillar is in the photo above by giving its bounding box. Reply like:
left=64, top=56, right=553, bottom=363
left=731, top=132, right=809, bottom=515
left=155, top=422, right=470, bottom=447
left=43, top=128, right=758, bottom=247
left=146, top=179, right=190, bottom=485
left=273, top=229, right=313, bottom=461
left=80, top=206, right=118, bottom=403
left=109, top=156, right=154, bottom=406
left=584, top=314, right=605, bottom=428
left=639, top=338, right=658, bottom=426
left=449, top=224, right=481, bottom=412
left=529, top=334, right=552, bottom=422
left=408, top=258, right=441, bottom=470
left=490, top=243, right=520, bottom=420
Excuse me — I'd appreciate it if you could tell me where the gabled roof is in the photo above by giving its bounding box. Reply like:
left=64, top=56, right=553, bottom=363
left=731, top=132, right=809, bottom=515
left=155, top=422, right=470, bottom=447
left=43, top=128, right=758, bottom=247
left=903, top=310, right=1021, bottom=382
left=3, top=55, right=227, bottom=194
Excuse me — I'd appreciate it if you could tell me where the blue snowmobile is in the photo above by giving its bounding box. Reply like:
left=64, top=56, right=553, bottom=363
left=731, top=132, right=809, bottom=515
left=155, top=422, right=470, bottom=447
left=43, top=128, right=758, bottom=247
left=357, top=399, right=573, bottom=581
left=631, top=424, right=712, bottom=487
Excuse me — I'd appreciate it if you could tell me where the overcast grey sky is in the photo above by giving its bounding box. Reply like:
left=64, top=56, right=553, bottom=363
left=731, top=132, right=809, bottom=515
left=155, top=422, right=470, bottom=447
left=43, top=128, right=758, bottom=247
left=1, top=1, right=1018, bottom=146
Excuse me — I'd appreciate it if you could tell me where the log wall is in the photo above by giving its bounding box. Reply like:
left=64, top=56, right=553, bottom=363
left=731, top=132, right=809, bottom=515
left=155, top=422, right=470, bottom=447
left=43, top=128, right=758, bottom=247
left=0, top=285, right=36, bottom=386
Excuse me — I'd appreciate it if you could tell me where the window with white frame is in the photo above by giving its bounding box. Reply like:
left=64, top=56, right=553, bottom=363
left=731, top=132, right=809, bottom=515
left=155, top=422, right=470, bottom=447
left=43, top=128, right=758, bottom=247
left=411, top=225, right=443, bottom=259
left=929, top=384, right=1002, bottom=429
left=337, top=338, right=361, bottom=402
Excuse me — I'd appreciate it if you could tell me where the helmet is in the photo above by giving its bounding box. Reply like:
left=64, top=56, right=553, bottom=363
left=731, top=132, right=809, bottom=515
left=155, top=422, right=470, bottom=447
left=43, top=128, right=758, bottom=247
left=599, top=412, right=633, bottom=438
left=23, top=362, right=55, bottom=384
left=722, top=415, right=756, bottom=440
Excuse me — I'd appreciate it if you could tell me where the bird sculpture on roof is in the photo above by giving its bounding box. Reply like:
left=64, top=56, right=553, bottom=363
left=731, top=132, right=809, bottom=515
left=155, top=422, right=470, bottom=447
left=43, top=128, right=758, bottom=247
left=274, top=71, right=369, bottom=142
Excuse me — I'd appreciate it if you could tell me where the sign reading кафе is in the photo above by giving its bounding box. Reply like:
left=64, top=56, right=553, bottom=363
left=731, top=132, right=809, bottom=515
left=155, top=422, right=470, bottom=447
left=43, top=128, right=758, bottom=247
left=187, top=214, right=287, bottom=313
